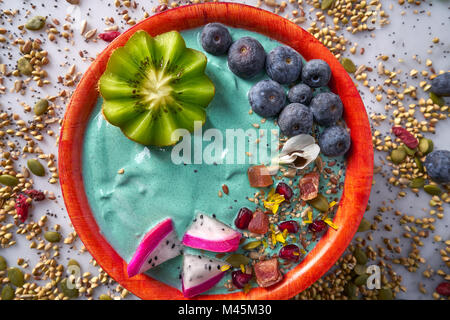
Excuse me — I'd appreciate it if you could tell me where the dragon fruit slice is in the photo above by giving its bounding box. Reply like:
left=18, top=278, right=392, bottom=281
left=182, top=213, right=241, bottom=252
left=127, top=218, right=183, bottom=277
left=182, top=254, right=230, bottom=298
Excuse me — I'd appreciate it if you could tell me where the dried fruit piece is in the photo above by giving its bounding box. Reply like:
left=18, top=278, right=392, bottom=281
left=247, top=165, right=273, bottom=187
left=278, top=220, right=299, bottom=234
left=299, top=172, right=320, bottom=201
left=436, top=282, right=450, bottom=297
left=231, top=270, right=252, bottom=289
left=392, top=126, right=419, bottom=149
left=279, top=244, right=301, bottom=262
left=234, top=207, right=253, bottom=229
left=99, top=30, right=215, bottom=146
left=24, top=189, right=45, bottom=201
left=253, top=258, right=283, bottom=288
left=247, top=209, right=269, bottom=235
left=98, top=31, right=121, bottom=42
left=15, top=194, right=30, bottom=222
left=307, top=193, right=329, bottom=212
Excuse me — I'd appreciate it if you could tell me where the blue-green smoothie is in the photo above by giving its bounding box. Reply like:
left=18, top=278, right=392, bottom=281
left=82, top=27, right=345, bottom=294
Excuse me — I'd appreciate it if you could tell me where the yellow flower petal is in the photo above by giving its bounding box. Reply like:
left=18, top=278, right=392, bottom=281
left=324, top=218, right=339, bottom=230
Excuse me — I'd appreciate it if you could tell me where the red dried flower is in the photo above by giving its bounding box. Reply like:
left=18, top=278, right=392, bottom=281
left=392, top=126, right=419, bottom=149
left=15, top=194, right=31, bottom=222
left=98, top=31, right=121, bottom=42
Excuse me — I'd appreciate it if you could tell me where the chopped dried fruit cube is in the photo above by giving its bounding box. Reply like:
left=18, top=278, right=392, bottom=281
left=247, top=165, right=273, bottom=187
left=299, top=172, right=320, bottom=201
left=248, top=209, right=269, bottom=235
left=253, top=258, right=283, bottom=288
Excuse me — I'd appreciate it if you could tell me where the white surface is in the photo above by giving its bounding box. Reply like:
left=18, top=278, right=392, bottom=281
left=0, top=0, right=448, bottom=300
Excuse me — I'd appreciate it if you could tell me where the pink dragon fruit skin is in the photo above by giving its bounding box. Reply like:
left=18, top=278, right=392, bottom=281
left=127, top=218, right=182, bottom=278
left=181, top=254, right=229, bottom=298
left=182, top=213, right=241, bottom=253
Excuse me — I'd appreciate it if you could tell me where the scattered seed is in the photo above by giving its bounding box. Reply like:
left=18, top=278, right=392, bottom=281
left=44, top=231, right=61, bottom=243
left=27, top=159, right=46, bottom=177
left=25, top=16, right=46, bottom=30
left=34, top=99, right=49, bottom=116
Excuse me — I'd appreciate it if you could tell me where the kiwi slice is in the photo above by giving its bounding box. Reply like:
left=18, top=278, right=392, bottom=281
left=99, top=30, right=215, bottom=146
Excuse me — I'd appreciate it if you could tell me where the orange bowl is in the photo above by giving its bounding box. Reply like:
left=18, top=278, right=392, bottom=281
left=58, top=2, right=373, bottom=300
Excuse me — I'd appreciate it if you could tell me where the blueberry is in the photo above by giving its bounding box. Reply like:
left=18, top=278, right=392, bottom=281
left=288, top=83, right=313, bottom=105
left=200, top=23, right=232, bottom=55
left=227, top=37, right=266, bottom=79
left=430, top=72, right=450, bottom=97
left=249, top=80, right=286, bottom=118
left=301, top=59, right=331, bottom=88
left=318, top=126, right=351, bottom=157
left=310, top=92, right=343, bottom=127
left=265, top=46, right=302, bottom=84
left=424, top=150, right=450, bottom=183
left=277, top=103, right=313, bottom=137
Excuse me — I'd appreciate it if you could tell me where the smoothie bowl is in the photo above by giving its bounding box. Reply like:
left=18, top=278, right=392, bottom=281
left=58, top=3, right=373, bottom=300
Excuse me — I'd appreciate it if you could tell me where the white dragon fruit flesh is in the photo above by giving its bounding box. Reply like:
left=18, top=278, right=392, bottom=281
left=182, top=213, right=241, bottom=253
left=127, top=218, right=183, bottom=277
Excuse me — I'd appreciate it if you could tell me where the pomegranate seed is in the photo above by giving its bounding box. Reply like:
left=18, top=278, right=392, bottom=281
left=231, top=270, right=252, bottom=289
left=278, top=220, right=299, bottom=234
left=98, top=31, right=121, bottom=42
left=308, top=220, right=327, bottom=233
left=436, top=282, right=450, bottom=296
left=234, top=207, right=253, bottom=229
left=15, top=194, right=30, bottom=222
left=24, top=189, right=45, bottom=201
left=279, top=244, right=301, bottom=262
left=275, top=182, right=293, bottom=201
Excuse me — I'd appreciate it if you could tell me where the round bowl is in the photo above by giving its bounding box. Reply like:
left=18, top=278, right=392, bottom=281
left=58, top=2, right=373, bottom=300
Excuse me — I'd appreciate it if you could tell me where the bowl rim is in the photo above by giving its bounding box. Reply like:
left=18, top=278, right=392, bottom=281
left=58, top=2, right=373, bottom=300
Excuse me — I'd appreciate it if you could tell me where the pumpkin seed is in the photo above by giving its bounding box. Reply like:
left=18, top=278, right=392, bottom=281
left=354, top=274, right=369, bottom=286
left=414, top=156, right=424, bottom=172
left=390, top=149, right=406, bottom=164
left=27, top=158, right=45, bottom=176
left=356, top=218, right=371, bottom=232
left=225, top=254, right=250, bottom=268
left=1, top=284, right=15, bottom=300
left=341, top=57, right=356, bottom=73
left=429, top=92, right=444, bottom=107
left=307, top=194, right=329, bottom=212
left=0, top=256, right=7, bottom=271
left=25, top=16, right=46, bottom=30
left=242, top=240, right=262, bottom=250
left=321, top=0, right=334, bottom=10
left=353, top=264, right=367, bottom=276
left=424, top=184, right=442, bottom=196
left=0, top=174, right=19, bottom=187
left=377, top=288, right=393, bottom=300
left=17, top=57, right=32, bottom=75
left=354, top=248, right=368, bottom=265
left=44, top=231, right=61, bottom=243
left=99, top=294, right=113, bottom=300
left=7, top=267, right=24, bottom=287
left=33, top=99, right=49, bottom=116
left=403, top=145, right=416, bottom=156
left=60, top=278, right=79, bottom=299
left=344, top=282, right=357, bottom=297
left=409, top=177, right=425, bottom=189
left=418, top=138, right=433, bottom=155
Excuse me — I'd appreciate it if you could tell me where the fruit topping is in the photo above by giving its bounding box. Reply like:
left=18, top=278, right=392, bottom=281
left=201, top=23, right=232, bottom=55
left=248, top=79, right=286, bottom=118
left=275, top=182, right=293, bottom=202
left=310, top=92, right=343, bottom=127
left=279, top=244, right=301, bottom=262
left=231, top=270, right=252, bottom=289
left=278, top=103, right=313, bottom=137
left=99, top=30, right=215, bottom=146
left=234, top=207, right=253, bottom=229
left=436, top=282, right=450, bottom=297
left=301, top=59, right=331, bottom=88
left=308, top=219, right=328, bottom=233
left=424, top=150, right=450, bottom=183
left=248, top=209, right=269, bottom=235
left=98, top=31, right=121, bottom=42
left=181, top=254, right=230, bottom=298
left=247, top=165, right=273, bottom=187
left=253, top=258, right=283, bottom=288
left=430, top=72, right=450, bottom=97
left=278, top=220, right=299, bottom=234
left=391, top=126, right=419, bottom=149
left=182, top=213, right=241, bottom=252
left=299, top=172, right=320, bottom=201
left=318, top=125, right=351, bottom=156
left=127, top=218, right=182, bottom=277
left=15, top=194, right=30, bottom=222
left=265, top=46, right=302, bottom=84
left=288, top=83, right=313, bottom=105
left=227, top=37, right=266, bottom=79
